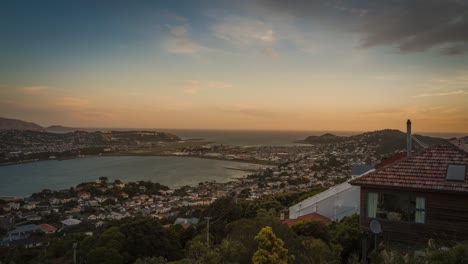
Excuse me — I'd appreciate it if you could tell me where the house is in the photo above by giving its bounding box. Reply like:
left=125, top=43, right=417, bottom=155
left=0, top=215, right=15, bottom=231
left=39, top=224, right=57, bottom=234
left=60, top=218, right=81, bottom=227
left=174, top=217, right=199, bottom=225
left=350, top=143, right=468, bottom=247
left=77, top=192, right=91, bottom=200
left=4, top=236, right=47, bottom=248
left=5, top=224, right=42, bottom=238
left=22, top=212, right=42, bottom=221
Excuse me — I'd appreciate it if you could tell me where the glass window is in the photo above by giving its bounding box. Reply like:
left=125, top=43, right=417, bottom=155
left=415, top=197, right=426, bottom=224
left=367, top=193, right=378, bottom=218
left=368, top=192, right=426, bottom=223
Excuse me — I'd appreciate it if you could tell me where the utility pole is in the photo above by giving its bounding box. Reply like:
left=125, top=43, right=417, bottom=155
left=205, top=217, right=212, bottom=248
left=73, top=243, right=78, bottom=264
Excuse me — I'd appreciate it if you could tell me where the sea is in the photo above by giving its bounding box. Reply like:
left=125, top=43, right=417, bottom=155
left=0, top=156, right=263, bottom=197
left=1, top=129, right=465, bottom=197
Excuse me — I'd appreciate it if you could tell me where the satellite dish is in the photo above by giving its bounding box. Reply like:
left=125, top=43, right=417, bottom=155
left=370, top=220, right=382, bottom=234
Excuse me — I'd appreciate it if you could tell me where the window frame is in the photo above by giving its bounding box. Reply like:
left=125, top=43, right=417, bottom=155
left=366, top=191, right=426, bottom=224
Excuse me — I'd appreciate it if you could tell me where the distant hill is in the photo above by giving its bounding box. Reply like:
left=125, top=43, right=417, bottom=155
left=301, top=129, right=449, bottom=156
left=46, top=125, right=79, bottom=132
left=0, top=117, right=44, bottom=131
left=301, top=133, right=346, bottom=144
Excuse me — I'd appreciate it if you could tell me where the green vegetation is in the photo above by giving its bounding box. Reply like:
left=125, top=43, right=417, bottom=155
left=6, top=188, right=467, bottom=264
left=252, top=226, right=289, bottom=264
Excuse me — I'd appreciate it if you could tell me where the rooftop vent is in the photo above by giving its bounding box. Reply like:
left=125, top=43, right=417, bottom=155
left=446, top=165, right=466, bottom=181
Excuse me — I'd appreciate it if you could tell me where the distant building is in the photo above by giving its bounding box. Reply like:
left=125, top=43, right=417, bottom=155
left=60, top=218, right=81, bottom=227
left=39, top=224, right=57, bottom=234
left=174, top=217, right=199, bottom=225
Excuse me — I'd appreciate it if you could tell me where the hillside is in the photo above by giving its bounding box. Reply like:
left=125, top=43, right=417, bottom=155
left=301, top=129, right=448, bottom=156
left=301, top=133, right=346, bottom=144
left=46, top=125, right=79, bottom=132
left=0, top=117, right=44, bottom=131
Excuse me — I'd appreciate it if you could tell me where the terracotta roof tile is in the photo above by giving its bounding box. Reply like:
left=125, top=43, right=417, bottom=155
left=283, top=212, right=332, bottom=227
left=350, top=145, right=468, bottom=193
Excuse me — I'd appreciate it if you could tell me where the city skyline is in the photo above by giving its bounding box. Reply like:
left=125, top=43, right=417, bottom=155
left=1, top=0, right=468, bottom=132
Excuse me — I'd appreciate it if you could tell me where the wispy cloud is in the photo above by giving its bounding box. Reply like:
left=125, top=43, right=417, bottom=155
left=162, top=23, right=207, bottom=55
left=17, top=85, right=49, bottom=94
left=182, top=80, right=233, bottom=94
left=54, top=97, right=91, bottom=108
left=414, top=89, right=468, bottom=97
left=216, top=104, right=280, bottom=119
left=254, top=0, right=468, bottom=56
left=213, top=16, right=275, bottom=46
left=170, top=25, right=188, bottom=36
left=162, top=37, right=206, bottom=54
left=259, top=47, right=278, bottom=57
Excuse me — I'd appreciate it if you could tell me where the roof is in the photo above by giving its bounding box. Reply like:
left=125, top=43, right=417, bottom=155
left=7, top=224, right=41, bottom=235
left=39, top=223, right=57, bottom=233
left=350, top=145, right=468, bottom=193
left=283, top=212, right=333, bottom=227
left=351, top=165, right=374, bottom=176
left=61, top=218, right=81, bottom=226
left=375, top=152, right=407, bottom=169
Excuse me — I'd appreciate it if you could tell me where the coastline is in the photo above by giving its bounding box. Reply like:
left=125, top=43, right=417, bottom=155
left=0, top=152, right=278, bottom=167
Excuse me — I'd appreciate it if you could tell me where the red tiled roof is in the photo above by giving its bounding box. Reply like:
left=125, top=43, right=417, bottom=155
left=284, top=212, right=332, bottom=227
left=375, top=152, right=407, bottom=169
left=350, top=145, right=468, bottom=193
left=39, top=223, right=57, bottom=233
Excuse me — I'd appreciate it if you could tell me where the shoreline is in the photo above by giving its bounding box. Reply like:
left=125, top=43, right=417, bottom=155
left=0, top=152, right=278, bottom=167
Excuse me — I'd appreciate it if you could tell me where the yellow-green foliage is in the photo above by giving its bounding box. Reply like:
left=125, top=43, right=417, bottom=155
left=252, top=226, right=289, bottom=264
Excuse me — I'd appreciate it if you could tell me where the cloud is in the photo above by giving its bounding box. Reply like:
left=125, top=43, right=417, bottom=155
left=17, top=85, right=49, bottom=94
left=414, top=89, right=468, bottom=97
left=170, top=25, right=188, bottom=36
left=254, top=0, right=468, bottom=55
left=183, top=80, right=233, bottom=94
left=213, top=16, right=275, bottom=45
left=161, top=37, right=206, bottom=54
left=217, top=104, right=280, bottom=118
left=162, top=23, right=208, bottom=55
left=259, top=47, right=278, bottom=57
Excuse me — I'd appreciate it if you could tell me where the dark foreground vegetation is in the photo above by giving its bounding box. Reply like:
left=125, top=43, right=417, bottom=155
left=1, top=190, right=466, bottom=264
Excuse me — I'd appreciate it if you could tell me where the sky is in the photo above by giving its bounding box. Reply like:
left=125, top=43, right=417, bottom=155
left=1, top=0, right=468, bottom=133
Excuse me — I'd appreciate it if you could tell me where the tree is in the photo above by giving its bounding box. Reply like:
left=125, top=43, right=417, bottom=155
left=99, top=176, right=109, bottom=185
left=119, top=218, right=173, bottom=260
left=87, top=247, right=123, bottom=264
left=252, top=226, right=289, bottom=264
left=133, top=257, right=168, bottom=264
left=301, top=238, right=341, bottom=264
left=186, top=240, right=221, bottom=264
left=329, top=214, right=361, bottom=260
left=292, top=219, right=330, bottom=242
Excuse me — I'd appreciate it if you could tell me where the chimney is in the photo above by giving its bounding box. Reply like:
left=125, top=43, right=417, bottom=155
left=406, top=119, right=412, bottom=158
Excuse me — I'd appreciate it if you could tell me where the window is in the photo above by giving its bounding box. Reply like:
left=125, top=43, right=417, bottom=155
left=415, top=197, right=426, bottom=223
left=447, top=165, right=466, bottom=181
left=367, top=193, right=378, bottom=218
left=367, top=192, right=426, bottom=223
